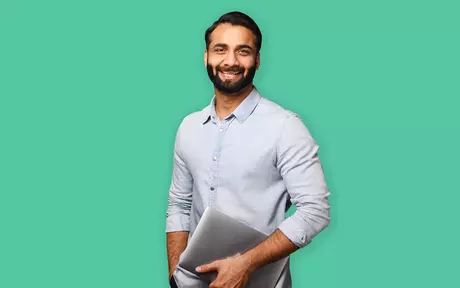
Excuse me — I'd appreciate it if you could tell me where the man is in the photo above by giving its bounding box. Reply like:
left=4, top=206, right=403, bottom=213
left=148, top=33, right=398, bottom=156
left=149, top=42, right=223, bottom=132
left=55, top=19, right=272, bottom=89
left=166, top=11, right=330, bottom=288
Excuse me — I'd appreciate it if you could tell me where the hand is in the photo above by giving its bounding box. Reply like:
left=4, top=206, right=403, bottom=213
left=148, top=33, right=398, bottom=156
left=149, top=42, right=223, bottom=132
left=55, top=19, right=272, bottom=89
left=196, top=253, right=253, bottom=288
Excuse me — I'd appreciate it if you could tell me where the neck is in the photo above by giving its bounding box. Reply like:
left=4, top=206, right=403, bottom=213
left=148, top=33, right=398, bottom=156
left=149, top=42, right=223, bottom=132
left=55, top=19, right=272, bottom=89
left=214, top=84, right=254, bottom=120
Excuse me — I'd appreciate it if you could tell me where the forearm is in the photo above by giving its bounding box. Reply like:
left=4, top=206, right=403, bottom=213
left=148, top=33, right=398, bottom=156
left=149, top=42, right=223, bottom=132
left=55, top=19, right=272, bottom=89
left=242, top=229, right=298, bottom=273
left=166, top=231, right=189, bottom=278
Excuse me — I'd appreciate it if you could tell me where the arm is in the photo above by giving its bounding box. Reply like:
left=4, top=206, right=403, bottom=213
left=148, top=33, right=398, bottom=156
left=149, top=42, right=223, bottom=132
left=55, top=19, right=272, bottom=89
left=195, top=229, right=297, bottom=288
left=241, top=229, right=298, bottom=273
left=167, top=231, right=189, bottom=279
left=244, top=113, right=331, bottom=270
left=165, top=119, right=193, bottom=279
left=196, top=114, right=331, bottom=287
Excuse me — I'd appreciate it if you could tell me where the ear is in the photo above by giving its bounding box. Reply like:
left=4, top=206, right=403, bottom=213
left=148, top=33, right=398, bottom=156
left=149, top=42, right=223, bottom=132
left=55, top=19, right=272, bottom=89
left=204, top=50, right=208, bottom=67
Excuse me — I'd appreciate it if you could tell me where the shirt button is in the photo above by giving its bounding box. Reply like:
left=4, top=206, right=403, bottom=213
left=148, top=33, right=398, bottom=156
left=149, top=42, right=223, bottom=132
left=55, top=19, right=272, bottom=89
left=213, top=156, right=218, bottom=161
left=210, top=187, right=215, bottom=191
left=219, top=128, right=223, bottom=132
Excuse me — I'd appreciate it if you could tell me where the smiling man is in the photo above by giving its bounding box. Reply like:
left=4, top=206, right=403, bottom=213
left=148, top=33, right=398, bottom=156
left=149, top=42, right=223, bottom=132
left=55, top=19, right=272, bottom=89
left=166, top=11, right=331, bottom=288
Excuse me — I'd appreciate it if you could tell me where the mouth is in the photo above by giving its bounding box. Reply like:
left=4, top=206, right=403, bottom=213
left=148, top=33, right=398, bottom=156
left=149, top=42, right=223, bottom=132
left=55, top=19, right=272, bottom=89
left=219, top=70, right=243, bottom=80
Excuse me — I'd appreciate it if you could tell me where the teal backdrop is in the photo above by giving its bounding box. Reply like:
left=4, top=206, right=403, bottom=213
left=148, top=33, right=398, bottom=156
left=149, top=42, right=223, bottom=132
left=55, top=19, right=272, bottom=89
left=1, top=0, right=459, bottom=287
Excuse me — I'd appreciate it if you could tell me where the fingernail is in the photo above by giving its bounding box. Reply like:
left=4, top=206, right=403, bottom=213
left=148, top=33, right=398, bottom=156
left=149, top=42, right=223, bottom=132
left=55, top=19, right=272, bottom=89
left=196, top=267, right=201, bottom=272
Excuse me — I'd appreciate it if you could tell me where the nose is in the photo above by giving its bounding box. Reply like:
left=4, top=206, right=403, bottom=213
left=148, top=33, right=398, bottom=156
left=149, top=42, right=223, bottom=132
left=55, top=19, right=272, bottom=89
left=222, top=51, right=238, bottom=67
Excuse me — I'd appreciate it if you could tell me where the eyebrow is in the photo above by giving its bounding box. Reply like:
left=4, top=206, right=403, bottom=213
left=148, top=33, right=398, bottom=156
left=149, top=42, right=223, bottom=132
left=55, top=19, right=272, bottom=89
left=212, top=43, right=254, bottom=51
left=212, top=43, right=227, bottom=49
left=236, top=44, right=253, bottom=51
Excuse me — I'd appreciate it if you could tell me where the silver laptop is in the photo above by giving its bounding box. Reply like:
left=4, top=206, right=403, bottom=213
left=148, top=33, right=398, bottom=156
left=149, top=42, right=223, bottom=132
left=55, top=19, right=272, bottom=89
left=178, top=207, right=288, bottom=287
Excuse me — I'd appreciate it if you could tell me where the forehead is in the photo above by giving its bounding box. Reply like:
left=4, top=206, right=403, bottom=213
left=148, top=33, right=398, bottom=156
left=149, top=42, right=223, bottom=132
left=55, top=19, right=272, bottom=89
left=209, top=23, right=256, bottom=48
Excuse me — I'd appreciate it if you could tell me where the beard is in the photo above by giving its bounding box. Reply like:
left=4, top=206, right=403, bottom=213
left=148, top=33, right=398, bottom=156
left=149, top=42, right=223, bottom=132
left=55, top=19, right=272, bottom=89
left=206, top=63, right=257, bottom=94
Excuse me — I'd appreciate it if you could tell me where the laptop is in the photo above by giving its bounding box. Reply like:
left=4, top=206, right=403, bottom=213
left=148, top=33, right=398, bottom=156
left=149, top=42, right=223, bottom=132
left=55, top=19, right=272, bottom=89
left=178, top=207, right=288, bottom=287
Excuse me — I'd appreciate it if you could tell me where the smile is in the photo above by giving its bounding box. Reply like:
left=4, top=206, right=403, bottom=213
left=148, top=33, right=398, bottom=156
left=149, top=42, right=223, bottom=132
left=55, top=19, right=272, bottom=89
left=219, top=71, right=243, bottom=80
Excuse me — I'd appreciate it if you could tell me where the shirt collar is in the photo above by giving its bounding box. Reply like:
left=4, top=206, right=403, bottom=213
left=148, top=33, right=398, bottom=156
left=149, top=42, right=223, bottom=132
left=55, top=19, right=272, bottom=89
left=202, top=86, right=261, bottom=125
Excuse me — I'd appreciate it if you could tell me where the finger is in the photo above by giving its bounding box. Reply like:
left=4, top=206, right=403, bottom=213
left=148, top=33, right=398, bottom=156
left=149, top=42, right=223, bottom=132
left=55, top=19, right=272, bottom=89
left=196, top=261, right=219, bottom=273
left=209, top=280, right=219, bottom=288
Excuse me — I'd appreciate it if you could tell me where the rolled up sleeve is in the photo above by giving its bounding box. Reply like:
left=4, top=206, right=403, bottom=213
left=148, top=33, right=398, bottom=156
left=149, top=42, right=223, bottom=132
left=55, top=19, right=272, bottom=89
left=276, top=114, right=331, bottom=248
left=166, top=119, right=193, bottom=233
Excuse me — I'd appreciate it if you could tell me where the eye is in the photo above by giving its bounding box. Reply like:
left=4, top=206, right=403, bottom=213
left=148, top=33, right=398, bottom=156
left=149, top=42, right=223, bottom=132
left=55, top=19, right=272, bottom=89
left=214, top=48, right=225, bottom=53
left=239, top=49, right=250, bottom=55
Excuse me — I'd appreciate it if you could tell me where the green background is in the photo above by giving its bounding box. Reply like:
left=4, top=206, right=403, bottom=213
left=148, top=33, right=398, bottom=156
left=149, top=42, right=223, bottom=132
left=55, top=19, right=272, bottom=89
left=1, top=0, right=459, bottom=287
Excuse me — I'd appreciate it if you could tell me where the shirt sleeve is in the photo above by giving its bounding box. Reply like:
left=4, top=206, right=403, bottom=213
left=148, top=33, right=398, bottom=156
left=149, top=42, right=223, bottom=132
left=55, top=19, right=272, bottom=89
left=276, top=113, right=331, bottom=248
left=165, top=118, right=194, bottom=233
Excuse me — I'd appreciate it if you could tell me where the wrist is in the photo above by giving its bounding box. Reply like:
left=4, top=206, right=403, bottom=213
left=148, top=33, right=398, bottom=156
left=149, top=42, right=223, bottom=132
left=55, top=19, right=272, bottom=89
left=240, top=250, right=259, bottom=274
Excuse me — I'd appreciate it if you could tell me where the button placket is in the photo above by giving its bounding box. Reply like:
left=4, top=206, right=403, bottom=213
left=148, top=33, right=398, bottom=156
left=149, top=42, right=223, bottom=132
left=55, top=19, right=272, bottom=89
left=208, top=120, right=230, bottom=207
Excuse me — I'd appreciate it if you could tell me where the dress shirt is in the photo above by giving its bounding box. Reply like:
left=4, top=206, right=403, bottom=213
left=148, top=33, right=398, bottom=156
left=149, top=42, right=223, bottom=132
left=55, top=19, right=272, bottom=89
left=166, top=86, right=330, bottom=287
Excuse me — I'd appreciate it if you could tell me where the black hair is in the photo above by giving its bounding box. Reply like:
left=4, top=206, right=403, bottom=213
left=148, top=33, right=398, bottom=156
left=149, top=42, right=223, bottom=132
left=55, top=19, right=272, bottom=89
left=205, top=11, right=262, bottom=54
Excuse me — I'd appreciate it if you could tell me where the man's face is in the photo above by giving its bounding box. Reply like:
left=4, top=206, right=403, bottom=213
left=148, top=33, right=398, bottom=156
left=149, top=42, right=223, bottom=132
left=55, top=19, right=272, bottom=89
left=205, top=23, right=260, bottom=94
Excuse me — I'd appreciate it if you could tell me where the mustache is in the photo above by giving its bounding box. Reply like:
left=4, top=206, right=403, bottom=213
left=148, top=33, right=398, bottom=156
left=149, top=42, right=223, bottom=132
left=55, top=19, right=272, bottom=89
left=216, top=66, right=244, bottom=73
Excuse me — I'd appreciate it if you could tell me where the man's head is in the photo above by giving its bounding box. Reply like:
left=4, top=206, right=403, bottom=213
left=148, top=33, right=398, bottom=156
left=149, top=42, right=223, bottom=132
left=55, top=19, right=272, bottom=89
left=204, top=11, right=262, bottom=95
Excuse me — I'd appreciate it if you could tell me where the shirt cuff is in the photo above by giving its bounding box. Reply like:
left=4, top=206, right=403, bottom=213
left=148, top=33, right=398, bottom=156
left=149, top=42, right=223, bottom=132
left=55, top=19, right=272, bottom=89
left=166, top=213, right=191, bottom=233
left=277, top=212, right=314, bottom=248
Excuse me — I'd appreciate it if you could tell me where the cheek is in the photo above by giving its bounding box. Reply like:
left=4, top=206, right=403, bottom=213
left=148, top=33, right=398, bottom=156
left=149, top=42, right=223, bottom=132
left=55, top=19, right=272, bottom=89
left=240, top=58, right=256, bottom=72
left=208, top=55, right=224, bottom=65
left=208, top=61, right=221, bottom=73
left=207, top=63, right=218, bottom=74
left=243, top=65, right=254, bottom=76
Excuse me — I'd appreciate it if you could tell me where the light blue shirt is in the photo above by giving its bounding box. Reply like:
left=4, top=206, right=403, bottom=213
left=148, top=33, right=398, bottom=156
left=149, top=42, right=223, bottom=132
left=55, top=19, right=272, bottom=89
left=166, top=86, right=330, bottom=287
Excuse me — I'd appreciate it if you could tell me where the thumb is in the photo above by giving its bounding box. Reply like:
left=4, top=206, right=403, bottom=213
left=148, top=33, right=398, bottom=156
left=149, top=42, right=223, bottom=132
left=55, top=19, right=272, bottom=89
left=196, top=260, right=219, bottom=273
